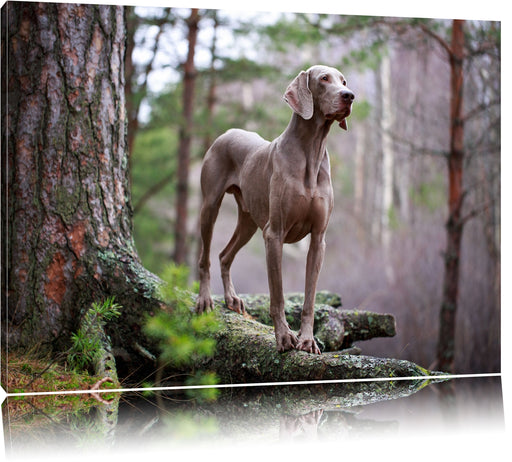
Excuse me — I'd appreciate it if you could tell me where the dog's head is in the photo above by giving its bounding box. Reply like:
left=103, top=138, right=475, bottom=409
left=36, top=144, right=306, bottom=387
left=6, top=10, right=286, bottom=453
left=283, top=65, right=355, bottom=130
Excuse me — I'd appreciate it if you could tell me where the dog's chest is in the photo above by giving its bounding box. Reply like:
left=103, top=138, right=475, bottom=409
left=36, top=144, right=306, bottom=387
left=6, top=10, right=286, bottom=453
left=281, top=181, right=333, bottom=243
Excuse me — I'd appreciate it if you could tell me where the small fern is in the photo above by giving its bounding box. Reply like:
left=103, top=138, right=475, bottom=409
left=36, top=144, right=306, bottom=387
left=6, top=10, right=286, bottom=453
left=67, top=297, right=121, bottom=372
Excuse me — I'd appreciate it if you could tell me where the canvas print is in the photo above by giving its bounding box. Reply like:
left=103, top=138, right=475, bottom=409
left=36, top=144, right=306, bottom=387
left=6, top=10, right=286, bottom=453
left=1, top=0, right=504, bottom=458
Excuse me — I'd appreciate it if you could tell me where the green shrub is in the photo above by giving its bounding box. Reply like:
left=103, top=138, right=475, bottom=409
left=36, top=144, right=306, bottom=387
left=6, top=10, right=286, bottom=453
left=144, top=263, right=222, bottom=400
left=67, top=297, right=121, bottom=372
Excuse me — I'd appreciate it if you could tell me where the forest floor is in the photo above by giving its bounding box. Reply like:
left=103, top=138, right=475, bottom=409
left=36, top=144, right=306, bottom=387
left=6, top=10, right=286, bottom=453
left=3, top=351, right=116, bottom=393
left=2, top=351, right=118, bottom=417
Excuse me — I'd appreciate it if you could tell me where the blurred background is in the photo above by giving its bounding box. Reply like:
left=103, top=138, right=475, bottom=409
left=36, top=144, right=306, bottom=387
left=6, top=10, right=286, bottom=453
left=125, top=7, right=500, bottom=374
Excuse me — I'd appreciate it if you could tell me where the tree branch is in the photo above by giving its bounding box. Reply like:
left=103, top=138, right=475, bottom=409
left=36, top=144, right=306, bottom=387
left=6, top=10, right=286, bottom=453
left=461, top=201, right=493, bottom=225
left=391, top=131, right=449, bottom=158
left=463, top=99, right=500, bottom=123
left=133, top=171, right=174, bottom=215
left=419, top=23, right=454, bottom=59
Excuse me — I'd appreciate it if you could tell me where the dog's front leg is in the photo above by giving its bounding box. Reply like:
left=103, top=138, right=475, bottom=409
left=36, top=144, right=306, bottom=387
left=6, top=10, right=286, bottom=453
left=297, top=231, right=325, bottom=354
left=263, top=225, right=298, bottom=352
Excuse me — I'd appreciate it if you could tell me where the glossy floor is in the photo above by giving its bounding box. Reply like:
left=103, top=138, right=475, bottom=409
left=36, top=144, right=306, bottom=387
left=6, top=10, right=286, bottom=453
left=2, top=376, right=506, bottom=460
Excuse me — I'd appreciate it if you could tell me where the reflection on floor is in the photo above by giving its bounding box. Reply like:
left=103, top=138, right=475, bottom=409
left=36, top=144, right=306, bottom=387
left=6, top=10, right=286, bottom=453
left=2, top=376, right=505, bottom=459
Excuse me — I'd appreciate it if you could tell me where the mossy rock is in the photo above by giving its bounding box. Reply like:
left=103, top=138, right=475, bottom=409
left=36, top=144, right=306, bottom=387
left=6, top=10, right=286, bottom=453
left=196, top=307, right=439, bottom=385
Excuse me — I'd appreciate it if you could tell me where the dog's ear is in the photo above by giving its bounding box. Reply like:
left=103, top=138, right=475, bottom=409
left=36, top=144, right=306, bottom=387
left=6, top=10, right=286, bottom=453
left=283, top=70, right=314, bottom=120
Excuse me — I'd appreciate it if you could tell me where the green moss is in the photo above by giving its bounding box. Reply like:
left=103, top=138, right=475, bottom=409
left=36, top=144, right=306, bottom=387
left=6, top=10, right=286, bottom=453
left=284, top=291, right=342, bottom=308
left=96, top=248, right=161, bottom=299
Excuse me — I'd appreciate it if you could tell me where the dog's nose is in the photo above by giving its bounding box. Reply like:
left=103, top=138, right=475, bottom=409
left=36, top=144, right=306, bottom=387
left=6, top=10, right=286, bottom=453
left=341, top=89, right=355, bottom=102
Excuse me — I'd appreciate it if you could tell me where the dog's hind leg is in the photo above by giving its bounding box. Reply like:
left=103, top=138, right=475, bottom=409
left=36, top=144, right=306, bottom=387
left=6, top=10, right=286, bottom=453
left=195, top=163, right=227, bottom=313
left=196, top=197, right=222, bottom=313
left=219, top=189, right=258, bottom=313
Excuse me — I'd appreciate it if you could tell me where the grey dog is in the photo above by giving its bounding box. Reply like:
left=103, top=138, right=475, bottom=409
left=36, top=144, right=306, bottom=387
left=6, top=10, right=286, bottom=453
left=196, top=65, right=355, bottom=354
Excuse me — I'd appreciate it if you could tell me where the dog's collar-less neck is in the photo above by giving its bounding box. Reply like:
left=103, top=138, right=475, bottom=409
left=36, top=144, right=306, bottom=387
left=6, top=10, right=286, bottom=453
left=281, top=112, right=332, bottom=184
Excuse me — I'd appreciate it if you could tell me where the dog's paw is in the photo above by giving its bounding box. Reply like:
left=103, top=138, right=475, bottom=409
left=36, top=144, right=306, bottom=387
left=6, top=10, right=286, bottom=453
left=276, top=329, right=298, bottom=352
left=297, top=337, right=322, bottom=355
left=195, top=295, right=214, bottom=314
left=224, top=293, right=245, bottom=314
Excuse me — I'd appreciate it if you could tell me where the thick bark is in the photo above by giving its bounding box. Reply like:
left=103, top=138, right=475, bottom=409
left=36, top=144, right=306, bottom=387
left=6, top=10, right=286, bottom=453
left=4, top=3, right=160, bottom=357
left=437, top=20, right=466, bottom=372
left=173, top=8, right=200, bottom=264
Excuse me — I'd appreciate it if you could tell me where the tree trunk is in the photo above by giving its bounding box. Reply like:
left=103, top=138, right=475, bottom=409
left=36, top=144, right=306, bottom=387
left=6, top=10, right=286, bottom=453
left=437, top=20, right=466, bottom=372
left=4, top=3, right=160, bottom=359
left=173, top=8, right=200, bottom=264
left=380, top=51, right=395, bottom=283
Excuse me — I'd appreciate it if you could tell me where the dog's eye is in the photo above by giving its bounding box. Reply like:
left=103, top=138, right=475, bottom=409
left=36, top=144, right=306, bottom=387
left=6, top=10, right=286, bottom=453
left=342, top=80, right=347, bottom=86
left=321, top=75, right=329, bottom=81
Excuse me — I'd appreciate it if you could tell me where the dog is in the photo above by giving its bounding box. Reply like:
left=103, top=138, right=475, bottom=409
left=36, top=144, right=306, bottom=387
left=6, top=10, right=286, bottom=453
left=195, top=65, right=354, bottom=354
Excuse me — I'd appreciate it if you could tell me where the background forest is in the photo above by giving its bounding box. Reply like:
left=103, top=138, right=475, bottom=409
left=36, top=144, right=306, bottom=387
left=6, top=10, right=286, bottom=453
left=125, top=7, right=500, bottom=374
